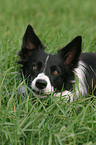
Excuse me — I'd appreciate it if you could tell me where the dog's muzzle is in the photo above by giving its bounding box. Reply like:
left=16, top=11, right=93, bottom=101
left=31, top=73, right=54, bottom=95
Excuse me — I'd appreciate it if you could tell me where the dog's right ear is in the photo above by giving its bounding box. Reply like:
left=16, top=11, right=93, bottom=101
left=19, top=25, right=44, bottom=60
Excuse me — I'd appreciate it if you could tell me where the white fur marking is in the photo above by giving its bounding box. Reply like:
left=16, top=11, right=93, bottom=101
left=74, top=61, right=87, bottom=96
left=55, top=91, right=74, bottom=103
left=43, top=55, right=49, bottom=72
left=31, top=73, right=54, bottom=94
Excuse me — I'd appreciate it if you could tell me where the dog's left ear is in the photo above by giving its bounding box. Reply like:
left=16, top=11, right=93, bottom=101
left=58, top=36, right=82, bottom=68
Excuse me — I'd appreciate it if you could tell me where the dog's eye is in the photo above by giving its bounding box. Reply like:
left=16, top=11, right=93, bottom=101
left=32, top=66, right=37, bottom=70
left=53, top=70, right=59, bottom=75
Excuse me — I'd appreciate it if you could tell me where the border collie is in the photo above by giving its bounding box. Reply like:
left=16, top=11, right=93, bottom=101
left=18, top=25, right=96, bottom=102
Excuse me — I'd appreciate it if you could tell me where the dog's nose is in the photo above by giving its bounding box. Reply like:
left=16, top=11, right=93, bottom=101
left=36, top=79, right=47, bottom=89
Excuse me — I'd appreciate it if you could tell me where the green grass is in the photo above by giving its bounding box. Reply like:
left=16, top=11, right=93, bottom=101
left=0, top=0, right=96, bottom=144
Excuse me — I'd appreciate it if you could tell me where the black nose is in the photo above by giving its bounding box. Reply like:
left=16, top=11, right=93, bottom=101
left=36, top=79, right=47, bottom=90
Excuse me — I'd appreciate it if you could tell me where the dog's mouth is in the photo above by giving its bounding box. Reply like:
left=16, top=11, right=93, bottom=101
left=32, top=89, right=49, bottom=98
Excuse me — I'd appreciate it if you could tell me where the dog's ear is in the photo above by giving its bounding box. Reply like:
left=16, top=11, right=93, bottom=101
left=19, top=25, right=45, bottom=60
left=58, top=36, right=82, bottom=68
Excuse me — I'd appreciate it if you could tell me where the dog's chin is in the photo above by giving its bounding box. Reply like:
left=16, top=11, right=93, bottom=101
left=32, top=89, right=49, bottom=98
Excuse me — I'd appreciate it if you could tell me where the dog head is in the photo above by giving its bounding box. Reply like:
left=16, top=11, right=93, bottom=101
left=19, top=25, right=82, bottom=97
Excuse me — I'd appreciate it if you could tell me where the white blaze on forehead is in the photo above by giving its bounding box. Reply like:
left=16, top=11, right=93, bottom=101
left=43, top=55, right=49, bottom=72
left=31, top=73, right=54, bottom=93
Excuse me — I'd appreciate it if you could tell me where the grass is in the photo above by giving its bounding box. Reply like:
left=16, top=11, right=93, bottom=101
left=0, top=0, right=96, bottom=144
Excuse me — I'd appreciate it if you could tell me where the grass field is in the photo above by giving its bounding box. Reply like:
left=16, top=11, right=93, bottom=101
left=0, top=0, right=96, bottom=144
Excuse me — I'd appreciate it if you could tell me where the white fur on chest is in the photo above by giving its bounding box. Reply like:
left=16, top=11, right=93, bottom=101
left=74, top=61, right=87, bottom=96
